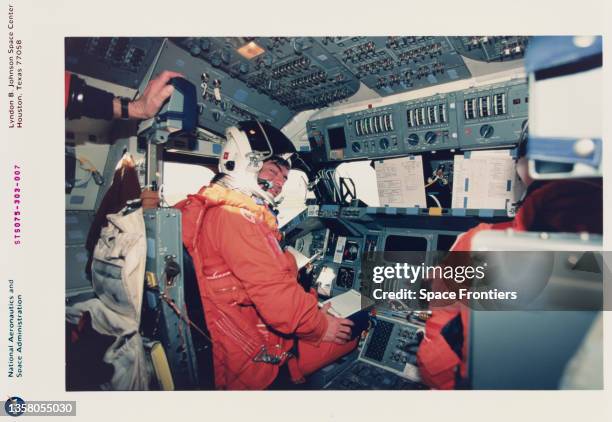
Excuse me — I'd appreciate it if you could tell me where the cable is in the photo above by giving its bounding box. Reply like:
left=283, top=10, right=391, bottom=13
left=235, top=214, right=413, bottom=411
left=519, top=120, right=529, bottom=143
left=255, top=120, right=274, bottom=161
left=76, top=156, right=98, bottom=173
left=73, top=172, right=93, bottom=189
left=159, top=292, right=212, bottom=343
left=517, top=119, right=529, bottom=156
left=158, top=184, right=171, bottom=208
left=424, top=176, right=439, bottom=188
left=428, top=194, right=442, bottom=208
left=66, top=152, right=105, bottom=186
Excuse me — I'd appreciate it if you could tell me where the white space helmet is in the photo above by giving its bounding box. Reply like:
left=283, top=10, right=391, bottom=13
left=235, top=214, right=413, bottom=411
left=219, top=120, right=296, bottom=205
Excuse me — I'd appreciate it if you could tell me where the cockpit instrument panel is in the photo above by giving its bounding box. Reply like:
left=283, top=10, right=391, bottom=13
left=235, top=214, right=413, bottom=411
left=284, top=209, right=489, bottom=299
left=307, top=79, right=528, bottom=162
left=171, top=37, right=360, bottom=112
left=67, top=37, right=528, bottom=137
left=145, top=40, right=295, bottom=136
left=450, top=36, right=529, bottom=62
left=317, top=36, right=473, bottom=96
left=66, top=37, right=163, bottom=89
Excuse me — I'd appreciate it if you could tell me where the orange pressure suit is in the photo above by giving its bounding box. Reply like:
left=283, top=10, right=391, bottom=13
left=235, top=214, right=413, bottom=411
left=176, top=183, right=356, bottom=389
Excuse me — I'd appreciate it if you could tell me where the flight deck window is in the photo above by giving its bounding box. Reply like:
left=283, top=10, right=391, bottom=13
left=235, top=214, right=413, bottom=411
left=162, top=162, right=215, bottom=206
left=334, top=161, right=380, bottom=206
left=277, top=169, right=313, bottom=228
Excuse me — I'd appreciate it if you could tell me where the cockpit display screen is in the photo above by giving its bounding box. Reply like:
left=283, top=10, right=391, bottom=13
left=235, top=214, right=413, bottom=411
left=327, top=126, right=347, bottom=149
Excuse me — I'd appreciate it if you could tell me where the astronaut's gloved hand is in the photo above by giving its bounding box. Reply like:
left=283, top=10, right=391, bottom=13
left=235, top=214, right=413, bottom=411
left=115, top=70, right=184, bottom=119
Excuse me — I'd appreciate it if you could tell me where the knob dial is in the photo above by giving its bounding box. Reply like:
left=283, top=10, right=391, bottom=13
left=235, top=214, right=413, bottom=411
left=379, top=137, right=389, bottom=150
left=407, top=134, right=419, bottom=146
left=293, top=37, right=307, bottom=54
left=189, top=44, right=201, bottom=56
left=480, top=124, right=494, bottom=138
left=212, top=111, right=221, bottom=122
left=351, top=142, right=362, bottom=153
left=425, top=131, right=437, bottom=144
left=221, top=48, right=231, bottom=64
left=263, top=54, right=274, bottom=67
left=210, top=52, right=222, bottom=67
left=199, top=38, right=211, bottom=51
